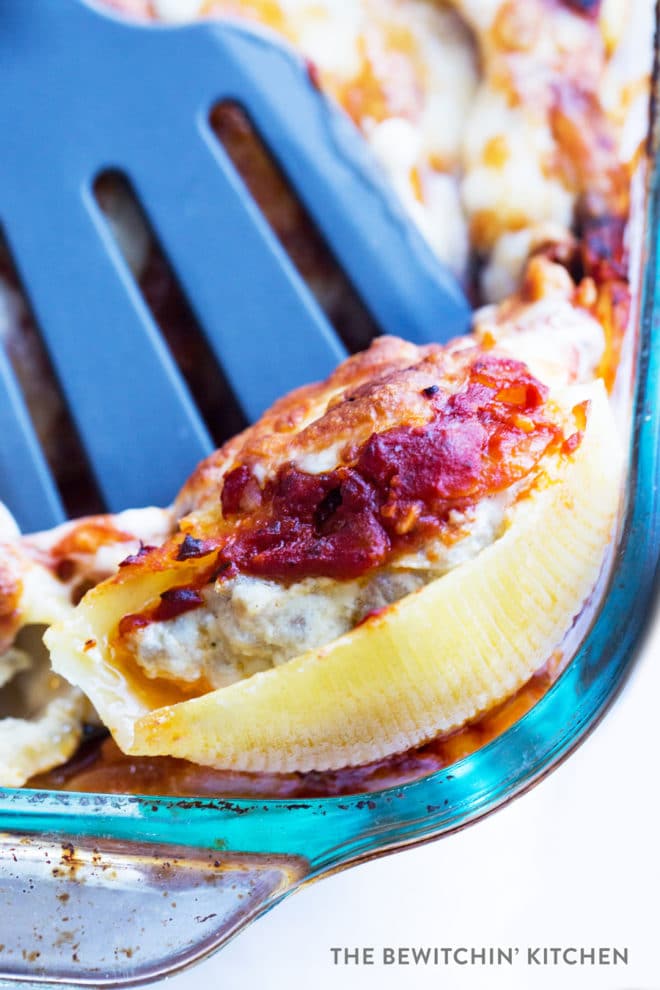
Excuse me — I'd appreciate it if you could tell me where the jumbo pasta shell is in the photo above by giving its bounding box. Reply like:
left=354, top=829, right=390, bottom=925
left=46, top=382, right=622, bottom=772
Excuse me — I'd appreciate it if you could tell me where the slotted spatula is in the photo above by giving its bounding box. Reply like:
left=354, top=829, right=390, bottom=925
left=0, top=0, right=470, bottom=534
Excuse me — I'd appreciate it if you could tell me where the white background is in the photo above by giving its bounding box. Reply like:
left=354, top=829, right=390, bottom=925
left=163, top=602, right=660, bottom=990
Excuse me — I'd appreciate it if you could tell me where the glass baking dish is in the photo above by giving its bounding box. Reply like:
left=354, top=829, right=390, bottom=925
left=0, top=19, right=659, bottom=990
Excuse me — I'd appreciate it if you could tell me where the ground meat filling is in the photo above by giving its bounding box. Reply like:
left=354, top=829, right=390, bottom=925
left=118, top=353, right=574, bottom=689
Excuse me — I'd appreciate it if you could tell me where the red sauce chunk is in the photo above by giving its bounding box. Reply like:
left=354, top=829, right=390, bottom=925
left=119, top=587, right=204, bottom=636
left=214, top=356, right=564, bottom=582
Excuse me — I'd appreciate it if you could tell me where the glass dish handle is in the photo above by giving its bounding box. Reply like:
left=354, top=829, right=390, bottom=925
left=0, top=830, right=308, bottom=986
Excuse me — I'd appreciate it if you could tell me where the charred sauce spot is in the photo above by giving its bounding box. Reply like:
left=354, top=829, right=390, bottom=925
left=314, top=486, right=343, bottom=530
left=210, top=560, right=236, bottom=582
left=119, top=544, right=157, bottom=568
left=155, top=588, right=204, bottom=620
left=55, top=558, right=76, bottom=582
left=176, top=534, right=212, bottom=561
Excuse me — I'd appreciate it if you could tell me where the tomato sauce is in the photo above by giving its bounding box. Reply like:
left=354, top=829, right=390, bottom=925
left=217, top=356, right=561, bottom=582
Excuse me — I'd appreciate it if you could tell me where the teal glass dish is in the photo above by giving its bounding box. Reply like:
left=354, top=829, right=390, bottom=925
left=0, top=55, right=659, bottom=990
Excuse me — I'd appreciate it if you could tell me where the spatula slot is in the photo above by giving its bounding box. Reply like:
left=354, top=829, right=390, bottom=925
left=0, top=232, right=104, bottom=523
left=209, top=100, right=379, bottom=355
left=94, top=170, right=248, bottom=447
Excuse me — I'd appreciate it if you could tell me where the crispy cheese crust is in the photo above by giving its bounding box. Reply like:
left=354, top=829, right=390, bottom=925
left=115, top=336, right=571, bottom=592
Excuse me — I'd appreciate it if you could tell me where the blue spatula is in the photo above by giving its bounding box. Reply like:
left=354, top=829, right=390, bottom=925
left=0, top=0, right=470, bottom=534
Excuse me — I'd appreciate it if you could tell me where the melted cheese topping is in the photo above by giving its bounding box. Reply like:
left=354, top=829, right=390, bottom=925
left=474, top=257, right=606, bottom=387
left=125, top=0, right=481, bottom=278
left=0, top=0, right=651, bottom=785
left=129, top=0, right=643, bottom=293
